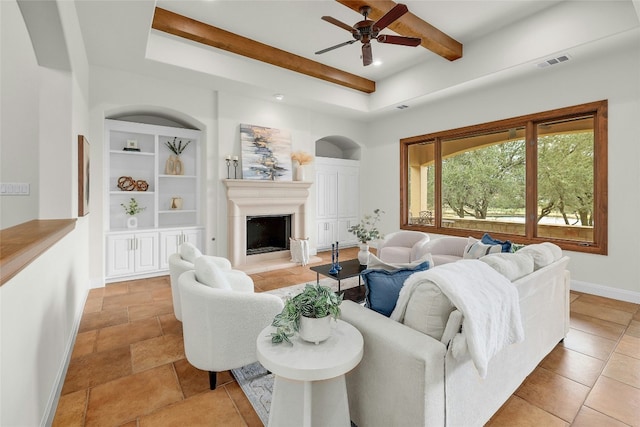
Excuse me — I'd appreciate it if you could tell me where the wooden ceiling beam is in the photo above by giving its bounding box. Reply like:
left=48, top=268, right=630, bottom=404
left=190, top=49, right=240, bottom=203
left=336, top=0, right=463, bottom=61
left=152, top=7, right=376, bottom=94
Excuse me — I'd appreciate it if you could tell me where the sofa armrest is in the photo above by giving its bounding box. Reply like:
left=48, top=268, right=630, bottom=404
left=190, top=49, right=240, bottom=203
left=341, top=300, right=447, bottom=427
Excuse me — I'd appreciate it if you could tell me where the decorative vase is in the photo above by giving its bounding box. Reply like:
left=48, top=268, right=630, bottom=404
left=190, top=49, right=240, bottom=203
left=299, top=315, right=332, bottom=345
left=295, top=164, right=306, bottom=181
left=358, top=243, right=370, bottom=266
left=165, top=155, right=176, bottom=175
left=126, top=216, right=138, bottom=229
left=170, top=196, right=183, bottom=210
left=174, top=155, right=184, bottom=175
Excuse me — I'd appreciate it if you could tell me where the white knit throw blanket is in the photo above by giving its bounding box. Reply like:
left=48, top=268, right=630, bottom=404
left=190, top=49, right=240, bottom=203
left=391, top=260, right=524, bottom=378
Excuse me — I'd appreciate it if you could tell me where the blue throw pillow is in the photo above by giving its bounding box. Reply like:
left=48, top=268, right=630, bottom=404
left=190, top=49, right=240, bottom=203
left=361, top=261, right=431, bottom=317
left=481, top=233, right=512, bottom=253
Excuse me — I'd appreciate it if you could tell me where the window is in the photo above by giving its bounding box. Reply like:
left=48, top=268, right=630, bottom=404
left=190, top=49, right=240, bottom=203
left=401, top=100, right=607, bottom=254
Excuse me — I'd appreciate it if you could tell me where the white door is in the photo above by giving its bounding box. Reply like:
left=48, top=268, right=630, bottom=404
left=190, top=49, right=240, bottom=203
left=338, top=167, right=359, bottom=219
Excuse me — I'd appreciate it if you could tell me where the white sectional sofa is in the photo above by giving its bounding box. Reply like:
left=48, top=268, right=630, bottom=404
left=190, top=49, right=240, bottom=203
left=341, top=237, right=570, bottom=427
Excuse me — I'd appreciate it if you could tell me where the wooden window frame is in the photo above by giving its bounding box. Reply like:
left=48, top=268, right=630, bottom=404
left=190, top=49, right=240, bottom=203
left=400, top=100, right=608, bottom=255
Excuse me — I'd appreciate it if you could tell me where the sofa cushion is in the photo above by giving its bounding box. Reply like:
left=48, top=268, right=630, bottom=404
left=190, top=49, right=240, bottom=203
left=479, top=252, right=534, bottom=281
left=377, top=246, right=411, bottom=263
left=518, top=243, right=561, bottom=270
left=194, top=257, right=231, bottom=290
left=179, top=242, right=202, bottom=263
left=463, top=237, right=502, bottom=259
left=362, top=261, right=431, bottom=317
left=402, top=280, right=456, bottom=341
left=481, top=233, right=512, bottom=253
left=367, top=253, right=434, bottom=271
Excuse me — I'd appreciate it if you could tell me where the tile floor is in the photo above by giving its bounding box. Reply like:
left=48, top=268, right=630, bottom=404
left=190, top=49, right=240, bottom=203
left=53, top=247, right=640, bottom=426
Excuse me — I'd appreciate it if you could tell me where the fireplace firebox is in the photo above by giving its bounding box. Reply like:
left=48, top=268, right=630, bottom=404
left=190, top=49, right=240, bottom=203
left=246, top=215, right=292, bottom=255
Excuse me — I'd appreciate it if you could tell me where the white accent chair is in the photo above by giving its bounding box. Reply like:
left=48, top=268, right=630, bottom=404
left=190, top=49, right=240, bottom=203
left=178, top=257, right=284, bottom=390
left=376, top=231, right=431, bottom=264
left=420, top=236, right=469, bottom=266
left=168, top=242, right=247, bottom=321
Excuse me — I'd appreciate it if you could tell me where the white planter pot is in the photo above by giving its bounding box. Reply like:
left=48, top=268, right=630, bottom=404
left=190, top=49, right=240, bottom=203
left=358, top=243, right=370, bottom=266
left=299, top=315, right=332, bottom=345
left=126, top=216, right=138, bottom=229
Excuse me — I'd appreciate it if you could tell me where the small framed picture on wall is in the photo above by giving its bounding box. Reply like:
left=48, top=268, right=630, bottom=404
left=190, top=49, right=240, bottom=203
left=78, top=135, right=90, bottom=216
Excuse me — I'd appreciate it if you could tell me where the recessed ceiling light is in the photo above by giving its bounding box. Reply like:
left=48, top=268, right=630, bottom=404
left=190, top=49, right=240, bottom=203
left=373, top=60, right=383, bottom=67
left=274, top=94, right=284, bottom=101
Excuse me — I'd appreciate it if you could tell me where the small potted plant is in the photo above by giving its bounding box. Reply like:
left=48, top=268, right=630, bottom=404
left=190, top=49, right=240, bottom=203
left=271, top=284, right=343, bottom=345
left=121, top=197, right=145, bottom=229
left=348, top=208, right=384, bottom=265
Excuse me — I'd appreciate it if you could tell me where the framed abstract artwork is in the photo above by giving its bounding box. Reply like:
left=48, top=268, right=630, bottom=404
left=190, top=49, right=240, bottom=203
left=240, top=124, right=293, bottom=181
left=78, top=135, right=90, bottom=216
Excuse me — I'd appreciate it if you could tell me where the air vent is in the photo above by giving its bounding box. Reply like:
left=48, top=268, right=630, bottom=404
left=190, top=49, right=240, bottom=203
left=536, top=54, right=571, bottom=68
left=396, top=105, right=409, bottom=110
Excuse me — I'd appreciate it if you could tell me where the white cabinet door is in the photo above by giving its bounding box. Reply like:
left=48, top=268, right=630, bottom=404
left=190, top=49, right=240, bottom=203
left=338, top=168, right=359, bottom=219
left=159, top=228, right=203, bottom=270
left=106, top=234, right=135, bottom=277
left=317, top=221, right=336, bottom=250
left=338, top=217, right=359, bottom=245
left=106, top=232, right=159, bottom=278
left=316, top=169, right=338, bottom=220
left=134, top=232, right=159, bottom=273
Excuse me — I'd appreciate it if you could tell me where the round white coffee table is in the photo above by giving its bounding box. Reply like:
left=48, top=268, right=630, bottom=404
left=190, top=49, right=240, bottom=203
left=256, top=319, right=364, bottom=427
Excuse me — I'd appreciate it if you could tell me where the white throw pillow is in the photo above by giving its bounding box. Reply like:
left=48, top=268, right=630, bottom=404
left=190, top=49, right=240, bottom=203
left=179, top=242, right=202, bottom=263
left=367, top=253, right=434, bottom=271
left=463, top=237, right=502, bottom=259
left=518, top=244, right=555, bottom=270
left=479, top=252, right=534, bottom=281
left=403, top=280, right=455, bottom=341
left=194, top=257, right=231, bottom=290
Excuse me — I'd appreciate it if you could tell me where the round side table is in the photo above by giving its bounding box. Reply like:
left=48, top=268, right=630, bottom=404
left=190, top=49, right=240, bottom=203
left=256, top=319, right=364, bottom=427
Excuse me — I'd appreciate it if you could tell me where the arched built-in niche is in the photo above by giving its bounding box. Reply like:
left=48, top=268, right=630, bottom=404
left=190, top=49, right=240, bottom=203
left=106, top=106, right=202, bottom=130
left=315, top=135, right=361, bottom=160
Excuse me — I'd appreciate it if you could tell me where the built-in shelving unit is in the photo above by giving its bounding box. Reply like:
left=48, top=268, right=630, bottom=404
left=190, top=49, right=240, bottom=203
left=104, top=119, right=204, bottom=282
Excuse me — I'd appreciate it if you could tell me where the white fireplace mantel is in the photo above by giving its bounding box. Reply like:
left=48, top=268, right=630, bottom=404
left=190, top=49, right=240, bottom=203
left=223, top=179, right=313, bottom=268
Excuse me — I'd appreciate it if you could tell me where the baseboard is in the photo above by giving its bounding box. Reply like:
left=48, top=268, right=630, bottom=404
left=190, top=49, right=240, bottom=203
left=42, top=286, right=90, bottom=426
left=571, top=279, right=640, bottom=304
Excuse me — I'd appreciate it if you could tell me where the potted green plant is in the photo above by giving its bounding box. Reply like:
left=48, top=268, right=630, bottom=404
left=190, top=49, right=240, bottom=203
left=121, top=197, right=145, bottom=228
left=271, top=284, right=343, bottom=345
left=348, top=208, right=384, bottom=265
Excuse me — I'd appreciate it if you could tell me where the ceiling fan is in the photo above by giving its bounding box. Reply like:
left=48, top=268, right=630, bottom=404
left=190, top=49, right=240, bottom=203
left=315, top=3, right=421, bottom=66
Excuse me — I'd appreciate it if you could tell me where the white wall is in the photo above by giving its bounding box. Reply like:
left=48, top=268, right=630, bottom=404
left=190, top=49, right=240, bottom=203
left=0, top=0, right=40, bottom=227
left=0, top=1, right=91, bottom=425
left=216, top=91, right=367, bottom=255
left=362, top=37, right=640, bottom=301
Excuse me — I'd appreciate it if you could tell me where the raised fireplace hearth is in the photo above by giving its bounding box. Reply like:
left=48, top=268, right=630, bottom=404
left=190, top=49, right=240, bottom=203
left=223, top=179, right=313, bottom=268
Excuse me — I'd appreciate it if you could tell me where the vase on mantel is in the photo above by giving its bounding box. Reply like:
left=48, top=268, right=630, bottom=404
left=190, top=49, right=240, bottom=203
left=296, top=164, right=306, bottom=181
left=358, top=243, right=370, bottom=266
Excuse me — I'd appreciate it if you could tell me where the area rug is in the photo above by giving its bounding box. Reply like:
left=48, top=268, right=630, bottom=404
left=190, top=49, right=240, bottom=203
left=232, top=277, right=362, bottom=425
left=231, top=362, right=272, bottom=426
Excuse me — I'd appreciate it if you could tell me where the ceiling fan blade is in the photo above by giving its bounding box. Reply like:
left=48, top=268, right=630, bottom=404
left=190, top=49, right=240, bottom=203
left=362, top=43, right=373, bottom=66
left=321, top=16, right=354, bottom=32
left=315, top=39, right=357, bottom=55
left=373, top=3, right=409, bottom=31
left=377, top=34, right=421, bottom=47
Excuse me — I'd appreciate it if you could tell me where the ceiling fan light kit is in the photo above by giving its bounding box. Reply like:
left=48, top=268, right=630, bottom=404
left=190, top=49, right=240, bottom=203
left=316, top=3, right=422, bottom=66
